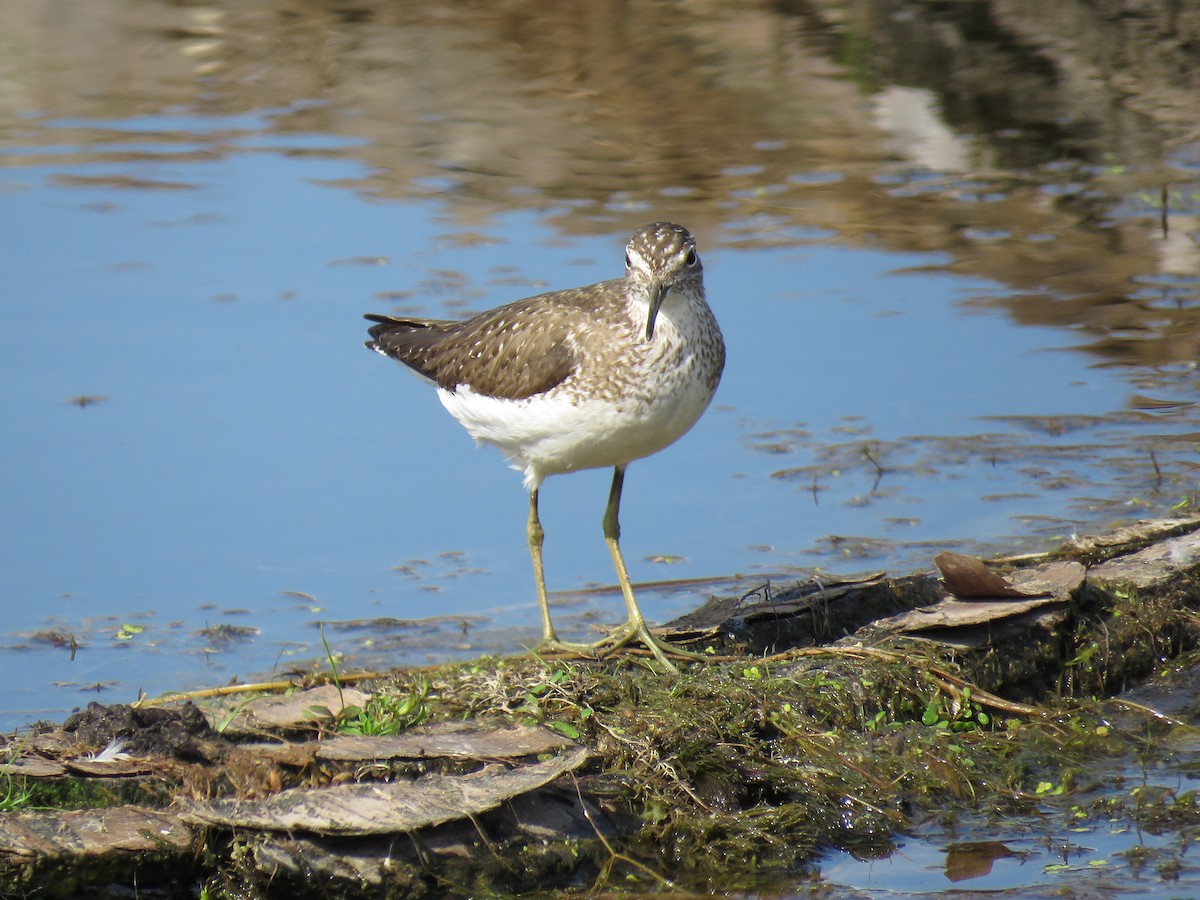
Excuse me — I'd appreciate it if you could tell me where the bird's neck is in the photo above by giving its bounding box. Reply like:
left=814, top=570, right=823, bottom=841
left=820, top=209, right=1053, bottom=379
left=628, top=286, right=706, bottom=339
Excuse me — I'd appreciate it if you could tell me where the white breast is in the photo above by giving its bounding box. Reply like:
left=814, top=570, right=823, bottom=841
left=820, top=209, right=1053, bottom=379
left=437, top=287, right=722, bottom=490
left=437, top=377, right=709, bottom=490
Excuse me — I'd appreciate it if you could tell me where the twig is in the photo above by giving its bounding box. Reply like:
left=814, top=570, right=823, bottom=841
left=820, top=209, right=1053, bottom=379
left=573, top=774, right=674, bottom=892
left=134, top=670, right=386, bottom=706
left=863, top=445, right=885, bottom=492
left=1109, top=697, right=1197, bottom=731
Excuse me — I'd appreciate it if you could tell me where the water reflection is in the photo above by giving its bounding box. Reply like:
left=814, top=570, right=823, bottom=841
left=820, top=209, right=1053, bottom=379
left=818, top=657, right=1200, bottom=897
left=0, top=0, right=1199, bottom=730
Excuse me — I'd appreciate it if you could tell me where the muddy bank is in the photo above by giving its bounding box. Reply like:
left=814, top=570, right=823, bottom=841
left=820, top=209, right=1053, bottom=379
left=3, top=517, right=1200, bottom=898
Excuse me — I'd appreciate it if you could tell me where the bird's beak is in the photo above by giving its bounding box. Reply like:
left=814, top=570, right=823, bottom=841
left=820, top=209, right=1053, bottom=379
left=645, top=283, right=668, bottom=341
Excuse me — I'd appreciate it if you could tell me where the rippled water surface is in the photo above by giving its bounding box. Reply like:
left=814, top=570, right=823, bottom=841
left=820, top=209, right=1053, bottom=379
left=2, top=1, right=1200, bottom=757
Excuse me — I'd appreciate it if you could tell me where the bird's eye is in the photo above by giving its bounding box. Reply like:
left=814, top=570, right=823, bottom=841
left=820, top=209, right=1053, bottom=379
left=685, top=249, right=698, bottom=267
left=625, top=252, right=633, bottom=269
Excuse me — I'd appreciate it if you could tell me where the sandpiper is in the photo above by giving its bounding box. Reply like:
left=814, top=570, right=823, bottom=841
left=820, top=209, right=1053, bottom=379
left=365, top=222, right=724, bottom=671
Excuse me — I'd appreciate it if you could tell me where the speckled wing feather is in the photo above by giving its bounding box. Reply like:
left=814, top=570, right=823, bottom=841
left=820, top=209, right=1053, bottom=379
left=364, top=291, right=584, bottom=401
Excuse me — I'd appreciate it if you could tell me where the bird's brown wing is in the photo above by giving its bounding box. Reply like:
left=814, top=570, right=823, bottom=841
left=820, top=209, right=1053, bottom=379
left=364, top=304, right=577, bottom=401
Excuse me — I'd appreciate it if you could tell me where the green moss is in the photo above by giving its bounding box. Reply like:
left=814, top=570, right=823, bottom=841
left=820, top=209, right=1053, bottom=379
left=379, top=647, right=1157, bottom=891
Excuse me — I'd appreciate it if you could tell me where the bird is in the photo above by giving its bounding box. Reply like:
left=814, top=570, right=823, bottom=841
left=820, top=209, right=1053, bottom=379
left=364, top=222, right=724, bottom=671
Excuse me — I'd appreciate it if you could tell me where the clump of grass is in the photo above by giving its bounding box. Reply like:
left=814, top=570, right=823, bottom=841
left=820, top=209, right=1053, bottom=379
left=336, top=682, right=430, bottom=736
left=0, top=761, right=33, bottom=813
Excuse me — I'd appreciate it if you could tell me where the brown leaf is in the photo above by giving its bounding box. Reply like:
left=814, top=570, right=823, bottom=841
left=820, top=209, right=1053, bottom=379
left=2, top=758, right=67, bottom=778
left=184, top=746, right=590, bottom=836
left=881, top=560, right=1083, bottom=636
left=885, top=595, right=1064, bottom=633
left=318, top=720, right=574, bottom=762
left=935, top=552, right=1035, bottom=599
left=0, top=806, right=193, bottom=859
left=66, top=758, right=153, bottom=777
left=1007, top=561, right=1085, bottom=599
left=240, top=685, right=371, bottom=729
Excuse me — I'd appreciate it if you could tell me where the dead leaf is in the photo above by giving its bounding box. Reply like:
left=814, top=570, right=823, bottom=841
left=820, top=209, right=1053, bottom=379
left=935, top=552, right=1033, bottom=599
left=880, top=560, right=1083, bottom=636
left=0, top=806, right=193, bottom=858
left=1006, top=561, right=1085, bottom=599
left=66, top=758, right=153, bottom=777
left=184, top=746, right=590, bottom=836
left=239, top=685, right=371, bottom=729
left=227, top=742, right=320, bottom=768
left=2, top=758, right=67, bottom=778
left=318, top=720, right=575, bottom=762
left=1090, top=528, right=1200, bottom=591
left=885, top=595, right=1065, bottom=633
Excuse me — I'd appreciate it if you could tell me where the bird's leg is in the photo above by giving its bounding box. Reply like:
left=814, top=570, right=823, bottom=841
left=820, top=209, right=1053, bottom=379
left=527, top=489, right=556, bottom=644
left=529, top=488, right=595, bottom=655
left=599, top=466, right=705, bottom=672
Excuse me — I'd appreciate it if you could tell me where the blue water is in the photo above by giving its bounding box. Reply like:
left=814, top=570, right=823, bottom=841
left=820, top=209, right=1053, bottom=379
left=0, top=110, right=1184, bottom=726
left=817, top=749, right=1200, bottom=898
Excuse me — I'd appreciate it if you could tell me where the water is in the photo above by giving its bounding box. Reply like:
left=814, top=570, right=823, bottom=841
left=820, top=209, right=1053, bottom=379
left=818, top=822, right=1200, bottom=898
left=1, top=3, right=1199, bottom=743
left=813, top=718, right=1200, bottom=899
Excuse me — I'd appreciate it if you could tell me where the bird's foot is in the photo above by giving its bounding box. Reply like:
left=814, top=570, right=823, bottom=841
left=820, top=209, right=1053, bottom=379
left=536, top=623, right=706, bottom=674
left=535, top=635, right=603, bottom=657
left=596, top=622, right=710, bottom=673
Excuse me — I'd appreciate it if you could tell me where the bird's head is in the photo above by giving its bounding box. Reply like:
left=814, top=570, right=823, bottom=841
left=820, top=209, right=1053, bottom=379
left=624, top=222, right=703, bottom=341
